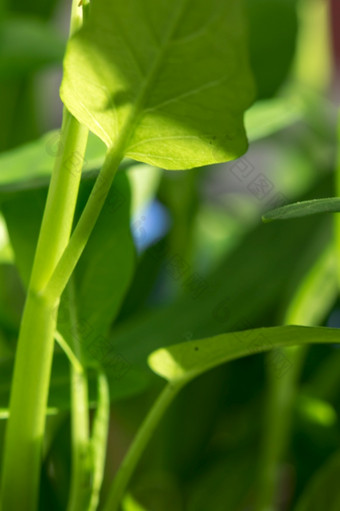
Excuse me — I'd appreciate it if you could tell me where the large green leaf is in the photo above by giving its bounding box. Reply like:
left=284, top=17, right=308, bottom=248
left=61, top=0, right=254, bottom=170
left=148, top=326, right=340, bottom=385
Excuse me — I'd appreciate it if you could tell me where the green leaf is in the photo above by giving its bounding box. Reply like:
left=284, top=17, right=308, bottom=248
left=0, top=131, right=161, bottom=213
left=0, top=131, right=106, bottom=194
left=263, top=198, right=340, bottom=222
left=0, top=215, right=13, bottom=264
left=58, top=173, right=136, bottom=366
left=123, top=495, right=147, bottom=511
left=61, top=0, right=254, bottom=170
left=148, top=326, right=340, bottom=385
left=284, top=242, right=337, bottom=326
left=1, top=187, right=46, bottom=286
left=294, top=452, right=340, bottom=511
left=1, top=172, right=148, bottom=397
left=187, top=453, right=255, bottom=511
left=112, top=209, right=331, bottom=372
left=245, top=0, right=298, bottom=99
left=0, top=17, right=65, bottom=78
left=245, top=94, right=303, bottom=142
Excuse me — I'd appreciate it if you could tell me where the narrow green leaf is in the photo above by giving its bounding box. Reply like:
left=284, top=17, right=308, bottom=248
left=61, top=0, right=254, bottom=170
left=148, top=326, right=340, bottom=385
left=263, top=198, right=340, bottom=222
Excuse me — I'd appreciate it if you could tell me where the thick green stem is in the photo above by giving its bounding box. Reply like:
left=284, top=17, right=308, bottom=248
left=0, top=292, right=57, bottom=510
left=30, top=115, right=88, bottom=291
left=103, top=384, right=180, bottom=511
left=0, top=97, right=88, bottom=511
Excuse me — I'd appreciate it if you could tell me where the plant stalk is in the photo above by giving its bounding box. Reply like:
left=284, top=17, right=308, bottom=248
left=66, top=281, right=92, bottom=511
left=0, top=2, right=88, bottom=504
left=103, top=384, right=180, bottom=511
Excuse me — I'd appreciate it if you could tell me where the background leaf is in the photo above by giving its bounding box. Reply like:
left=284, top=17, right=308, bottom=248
left=294, top=451, right=340, bottom=511
left=0, top=17, right=65, bottom=78
left=0, top=131, right=105, bottom=193
left=148, top=326, right=340, bottom=385
left=245, top=0, right=298, bottom=99
left=263, top=198, right=340, bottom=222
left=111, top=210, right=332, bottom=375
left=57, top=173, right=136, bottom=367
left=61, top=0, right=254, bottom=170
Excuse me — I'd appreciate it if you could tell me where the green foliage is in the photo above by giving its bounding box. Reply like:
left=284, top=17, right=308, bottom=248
left=263, top=198, right=340, bottom=222
left=148, top=326, right=340, bottom=385
left=0, top=0, right=338, bottom=510
left=0, top=17, right=65, bottom=78
left=295, top=452, right=340, bottom=511
left=61, top=0, right=254, bottom=169
left=245, top=0, right=298, bottom=98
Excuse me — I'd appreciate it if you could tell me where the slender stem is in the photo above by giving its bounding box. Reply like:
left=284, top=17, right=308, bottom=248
left=66, top=281, right=92, bottom=511
left=89, top=370, right=110, bottom=511
left=255, top=347, right=306, bottom=511
left=44, top=144, right=125, bottom=302
left=0, top=3, right=88, bottom=506
left=103, top=384, right=180, bottom=511
left=55, top=331, right=83, bottom=374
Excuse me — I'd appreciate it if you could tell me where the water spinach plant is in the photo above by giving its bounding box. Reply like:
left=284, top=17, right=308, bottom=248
left=0, top=0, right=339, bottom=510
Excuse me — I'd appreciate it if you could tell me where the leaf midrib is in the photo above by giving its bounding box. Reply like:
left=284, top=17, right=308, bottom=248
left=109, top=0, right=191, bottom=152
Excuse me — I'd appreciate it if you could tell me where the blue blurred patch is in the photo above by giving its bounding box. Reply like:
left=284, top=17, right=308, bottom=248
left=326, top=308, right=340, bottom=349
left=131, top=200, right=171, bottom=252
